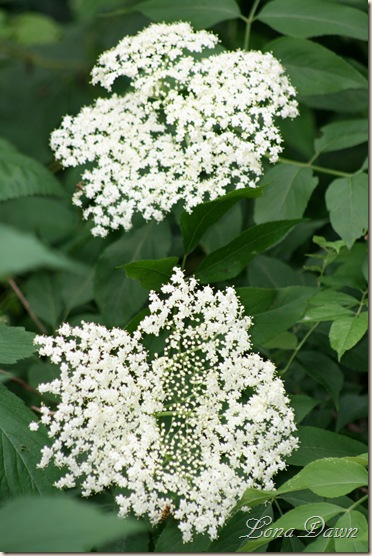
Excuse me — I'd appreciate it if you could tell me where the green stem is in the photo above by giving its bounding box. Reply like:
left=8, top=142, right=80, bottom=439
left=278, top=157, right=355, bottom=178
left=241, top=0, right=262, bottom=50
left=180, top=254, right=187, bottom=271
left=347, top=494, right=368, bottom=513
left=355, top=290, right=368, bottom=317
left=280, top=322, right=319, bottom=376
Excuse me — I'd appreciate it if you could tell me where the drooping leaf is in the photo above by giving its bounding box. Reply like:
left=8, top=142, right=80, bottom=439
left=0, top=325, right=35, bottom=364
left=0, top=384, right=60, bottom=500
left=0, top=223, right=84, bottom=277
left=258, top=0, right=367, bottom=40
left=329, top=312, right=368, bottom=361
left=334, top=511, right=368, bottom=552
left=266, top=38, right=367, bottom=97
left=287, top=426, right=367, bottom=466
left=277, top=457, right=368, bottom=497
left=94, top=222, right=172, bottom=327
left=181, top=187, right=262, bottom=255
left=297, top=351, right=343, bottom=409
left=254, top=165, right=318, bottom=224
left=195, top=220, right=301, bottom=283
left=120, top=257, right=179, bottom=290
left=136, top=0, right=241, bottom=29
left=325, top=173, right=368, bottom=248
left=314, top=119, right=368, bottom=154
left=0, top=147, right=64, bottom=202
left=0, top=495, right=147, bottom=552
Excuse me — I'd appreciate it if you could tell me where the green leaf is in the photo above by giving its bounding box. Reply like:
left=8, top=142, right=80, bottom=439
left=195, top=220, right=301, bottom=283
left=0, top=384, right=60, bottom=500
left=236, top=287, right=276, bottom=314
left=0, top=325, right=35, bottom=364
left=301, top=304, right=354, bottom=323
left=24, top=272, right=63, bottom=328
left=278, top=458, right=368, bottom=497
left=309, top=290, right=359, bottom=308
left=329, top=312, right=368, bottom=361
left=258, top=0, right=367, bottom=40
left=154, top=517, right=211, bottom=552
left=297, top=351, right=343, bottom=409
left=180, top=187, right=262, bottom=255
left=289, top=394, right=320, bottom=424
left=336, top=394, right=368, bottom=431
left=201, top=203, right=243, bottom=254
left=247, top=255, right=303, bottom=288
left=287, top=426, right=367, bottom=466
left=0, top=495, right=147, bottom=552
left=262, top=331, right=298, bottom=350
left=325, top=173, right=368, bottom=248
left=334, top=511, right=368, bottom=552
left=303, top=535, right=335, bottom=552
left=314, top=119, right=368, bottom=154
left=120, top=257, right=179, bottom=291
left=0, top=223, right=84, bottom=277
left=210, top=505, right=274, bottom=553
left=0, top=147, right=64, bottom=202
left=244, top=286, right=316, bottom=346
left=343, top=453, right=368, bottom=467
left=238, top=503, right=344, bottom=552
left=266, top=38, right=367, bottom=96
left=233, top=488, right=277, bottom=514
left=254, top=165, right=318, bottom=224
left=10, top=13, right=62, bottom=45
left=136, top=0, right=241, bottom=29
left=94, top=222, right=171, bottom=327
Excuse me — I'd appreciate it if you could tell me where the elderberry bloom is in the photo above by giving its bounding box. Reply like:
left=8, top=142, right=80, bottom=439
left=50, top=23, right=298, bottom=237
left=31, top=269, right=298, bottom=542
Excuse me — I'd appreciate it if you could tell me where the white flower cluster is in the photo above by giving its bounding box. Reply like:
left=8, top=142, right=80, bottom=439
left=50, top=22, right=298, bottom=237
left=32, top=269, right=298, bottom=542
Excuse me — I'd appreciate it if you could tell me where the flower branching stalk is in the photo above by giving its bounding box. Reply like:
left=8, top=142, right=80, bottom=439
left=31, top=269, right=298, bottom=542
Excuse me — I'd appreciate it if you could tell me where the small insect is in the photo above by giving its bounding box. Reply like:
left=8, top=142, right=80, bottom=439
left=160, top=504, right=171, bottom=522
left=76, top=181, right=84, bottom=191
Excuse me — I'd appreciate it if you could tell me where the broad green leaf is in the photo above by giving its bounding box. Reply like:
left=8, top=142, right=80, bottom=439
left=154, top=517, right=211, bottom=552
left=0, top=223, right=84, bottom=277
left=0, top=148, right=64, bottom=201
left=303, top=87, right=368, bottom=114
left=325, top=173, right=368, bottom=248
left=210, top=505, right=274, bottom=553
left=0, top=384, right=60, bottom=500
left=343, top=453, right=368, bottom=467
left=262, top=331, right=298, bottom=350
left=301, top=304, right=354, bottom=323
left=201, top=203, right=243, bottom=254
left=10, top=13, right=62, bottom=45
left=120, top=257, right=179, bottom=290
left=94, top=222, right=171, bottom=327
left=280, top=490, right=323, bottom=509
left=254, top=165, right=318, bottom=224
left=336, top=394, right=368, bottom=431
left=289, top=394, right=320, bottom=424
left=329, top=312, right=368, bottom=360
left=236, top=287, right=276, bottom=315
left=247, top=255, right=303, bottom=288
left=287, top=426, right=367, bottom=466
left=314, top=119, right=368, bottom=154
left=137, top=0, right=241, bottom=29
left=181, top=187, right=262, bottom=255
left=246, top=286, right=316, bottom=346
left=233, top=488, right=277, bottom=514
left=303, top=535, right=335, bottom=552
left=24, top=272, right=63, bottom=328
left=0, top=197, right=77, bottom=244
left=195, top=220, right=300, bottom=283
left=309, top=290, right=359, bottom=308
left=0, top=325, right=35, bottom=364
left=258, top=0, right=367, bottom=40
left=71, top=0, right=125, bottom=19
left=297, top=351, right=343, bottom=409
left=59, top=268, right=95, bottom=316
left=279, top=104, right=317, bottom=160
left=334, top=511, right=368, bottom=552
left=0, top=495, right=147, bottom=552
left=278, top=458, right=368, bottom=497
left=238, top=503, right=344, bottom=552
left=266, top=38, right=367, bottom=96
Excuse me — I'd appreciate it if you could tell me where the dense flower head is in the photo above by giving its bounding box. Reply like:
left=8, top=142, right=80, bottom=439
left=50, top=22, right=298, bottom=237
left=31, top=269, right=298, bottom=542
